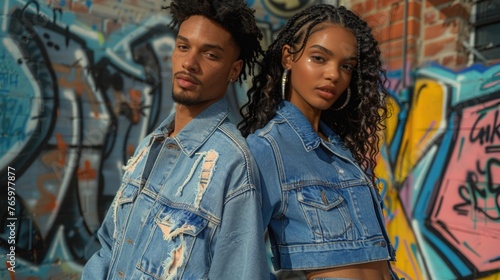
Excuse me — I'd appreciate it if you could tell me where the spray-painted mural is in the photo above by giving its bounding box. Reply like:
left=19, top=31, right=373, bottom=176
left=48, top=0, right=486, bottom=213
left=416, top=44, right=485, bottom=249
left=0, top=0, right=499, bottom=279
left=378, top=64, right=500, bottom=280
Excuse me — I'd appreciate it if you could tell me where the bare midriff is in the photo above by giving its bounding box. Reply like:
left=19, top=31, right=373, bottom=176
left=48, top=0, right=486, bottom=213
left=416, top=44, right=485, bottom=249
left=306, top=260, right=392, bottom=280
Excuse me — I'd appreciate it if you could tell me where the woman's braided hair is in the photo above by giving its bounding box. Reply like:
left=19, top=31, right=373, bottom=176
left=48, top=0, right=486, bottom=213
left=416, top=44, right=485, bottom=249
left=238, top=4, right=390, bottom=186
left=164, top=0, right=263, bottom=83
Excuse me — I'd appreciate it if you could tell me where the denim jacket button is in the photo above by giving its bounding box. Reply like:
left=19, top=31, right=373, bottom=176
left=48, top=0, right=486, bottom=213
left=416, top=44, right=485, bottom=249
left=341, top=144, right=348, bottom=150
left=166, top=143, right=178, bottom=149
left=118, top=271, right=125, bottom=278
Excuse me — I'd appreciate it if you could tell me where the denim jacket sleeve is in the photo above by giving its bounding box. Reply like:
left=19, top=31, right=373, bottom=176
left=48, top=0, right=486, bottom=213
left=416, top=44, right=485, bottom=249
left=81, top=200, right=115, bottom=279
left=246, top=133, right=282, bottom=228
left=208, top=183, right=269, bottom=279
left=81, top=135, right=152, bottom=279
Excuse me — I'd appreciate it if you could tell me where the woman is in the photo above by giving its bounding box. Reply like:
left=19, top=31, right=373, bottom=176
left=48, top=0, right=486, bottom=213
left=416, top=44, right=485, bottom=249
left=239, top=4, right=399, bottom=280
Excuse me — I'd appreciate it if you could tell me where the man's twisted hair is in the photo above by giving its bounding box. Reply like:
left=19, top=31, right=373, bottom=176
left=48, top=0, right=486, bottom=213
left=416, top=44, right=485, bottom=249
left=164, top=0, right=263, bottom=82
left=238, top=4, right=390, bottom=186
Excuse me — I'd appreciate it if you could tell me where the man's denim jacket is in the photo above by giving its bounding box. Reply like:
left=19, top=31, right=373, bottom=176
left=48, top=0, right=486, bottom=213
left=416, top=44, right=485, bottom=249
left=247, top=101, right=397, bottom=272
left=82, top=98, right=269, bottom=280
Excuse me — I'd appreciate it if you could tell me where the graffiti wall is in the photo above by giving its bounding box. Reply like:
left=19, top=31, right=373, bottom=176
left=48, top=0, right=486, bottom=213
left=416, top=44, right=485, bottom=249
left=0, top=0, right=499, bottom=279
left=378, top=64, right=500, bottom=280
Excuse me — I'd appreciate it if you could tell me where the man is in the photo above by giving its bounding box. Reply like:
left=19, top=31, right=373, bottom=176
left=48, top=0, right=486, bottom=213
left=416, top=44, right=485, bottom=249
left=82, top=1, right=267, bottom=279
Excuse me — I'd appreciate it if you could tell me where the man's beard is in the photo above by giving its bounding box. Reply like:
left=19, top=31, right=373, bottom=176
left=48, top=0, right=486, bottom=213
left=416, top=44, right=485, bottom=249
left=172, top=88, right=201, bottom=106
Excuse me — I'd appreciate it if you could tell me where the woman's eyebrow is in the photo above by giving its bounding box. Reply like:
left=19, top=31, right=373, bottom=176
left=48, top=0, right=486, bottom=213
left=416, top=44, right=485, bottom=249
left=309, top=44, right=357, bottom=61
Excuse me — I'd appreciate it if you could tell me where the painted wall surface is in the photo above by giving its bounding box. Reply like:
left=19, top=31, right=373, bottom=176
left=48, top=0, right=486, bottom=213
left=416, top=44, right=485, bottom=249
left=379, top=64, right=500, bottom=280
left=0, top=1, right=499, bottom=279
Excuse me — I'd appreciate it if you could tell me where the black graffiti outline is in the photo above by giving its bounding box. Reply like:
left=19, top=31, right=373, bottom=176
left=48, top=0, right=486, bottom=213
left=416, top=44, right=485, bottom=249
left=470, top=102, right=500, bottom=145
left=453, top=158, right=500, bottom=221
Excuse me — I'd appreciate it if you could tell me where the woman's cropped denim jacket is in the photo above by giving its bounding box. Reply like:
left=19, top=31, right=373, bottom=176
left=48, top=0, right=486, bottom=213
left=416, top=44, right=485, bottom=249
left=247, top=101, right=397, bottom=272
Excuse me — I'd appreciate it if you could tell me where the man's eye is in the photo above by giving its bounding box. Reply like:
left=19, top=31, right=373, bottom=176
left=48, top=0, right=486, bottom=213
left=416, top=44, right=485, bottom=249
left=206, top=53, right=218, bottom=59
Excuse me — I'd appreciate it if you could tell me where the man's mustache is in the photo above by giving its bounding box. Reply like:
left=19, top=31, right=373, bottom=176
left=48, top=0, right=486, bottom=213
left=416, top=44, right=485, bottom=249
left=174, top=71, right=202, bottom=85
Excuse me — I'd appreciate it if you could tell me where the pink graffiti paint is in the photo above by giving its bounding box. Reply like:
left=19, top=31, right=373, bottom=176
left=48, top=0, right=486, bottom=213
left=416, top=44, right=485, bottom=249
left=430, top=97, right=500, bottom=272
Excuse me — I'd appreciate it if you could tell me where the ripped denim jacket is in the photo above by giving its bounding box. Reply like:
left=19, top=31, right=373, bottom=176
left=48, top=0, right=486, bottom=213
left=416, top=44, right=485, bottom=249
left=82, top=98, right=268, bottom=280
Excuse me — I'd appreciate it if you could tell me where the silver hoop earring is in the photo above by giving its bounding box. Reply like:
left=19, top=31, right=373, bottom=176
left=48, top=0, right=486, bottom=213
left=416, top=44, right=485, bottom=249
left=281, top=69, right=289, bottom=100
left=331, top=88, right=351, bottom=111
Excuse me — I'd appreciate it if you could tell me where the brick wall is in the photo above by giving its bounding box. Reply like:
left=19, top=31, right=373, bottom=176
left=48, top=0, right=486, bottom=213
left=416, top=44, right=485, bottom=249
left=344, top=0, right=472, bottom=70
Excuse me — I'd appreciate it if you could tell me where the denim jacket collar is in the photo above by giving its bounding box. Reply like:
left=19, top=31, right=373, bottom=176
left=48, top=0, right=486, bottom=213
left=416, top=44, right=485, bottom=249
left=276, top=101, right=342, bottom=152
left=151, top=97, right=229, bottom=156
left=276, top=101, right=320, bottom=152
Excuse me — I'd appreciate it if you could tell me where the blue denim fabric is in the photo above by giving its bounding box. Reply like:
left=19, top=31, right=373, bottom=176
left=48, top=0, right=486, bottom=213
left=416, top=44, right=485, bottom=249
left=313, top=278, right=356, bottom=280
left=247, top=101, right=397, bottom=273
left=82, top=98, right=269, bottom=280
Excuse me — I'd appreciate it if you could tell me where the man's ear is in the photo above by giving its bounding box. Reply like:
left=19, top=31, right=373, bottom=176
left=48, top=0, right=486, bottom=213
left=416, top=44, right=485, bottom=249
left=229, top=59, right=243, bottom=82
left=282, top=44, right=293, bottom=69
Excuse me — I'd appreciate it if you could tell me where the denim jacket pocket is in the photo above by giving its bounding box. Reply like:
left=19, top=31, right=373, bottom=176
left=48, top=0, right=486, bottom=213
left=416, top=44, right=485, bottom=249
left=113, top=182, right=140, bottom=239
left=298, top=186, right=353, bottom=240
left=137, top=207, right=209, bottom=279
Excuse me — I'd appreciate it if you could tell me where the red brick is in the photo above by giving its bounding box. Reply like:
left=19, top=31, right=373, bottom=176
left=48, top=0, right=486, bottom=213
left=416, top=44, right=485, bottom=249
left=424, top=9, right=438, bottom=25
left=352, top=3, right=365, bottom=15
left=389, top=57, right=417, bottom=71
left=379, top=38, right=417, bottom=58
left=378, top=0, right=402, bottom=9
left=441, top=53, right=468, bottom=68
left=426, top=0, right=450, bottom=8
left=374, top=18, right=420, bottom=43
left=440, top=3, right=469, bottom=20
left=423, top=37, right=458, bottom=57
left=387, top=57, right=403, bottom=70
left=365, top=1, right=376, bottom=13
left=407, top=19, right=421, bottom=37
left=424, top=20, right=459, bottom=40
left=364, top=10, right=391, bottom=30
left=441, top=54, right=454, bottom=66
left=391, top=1, right=422, bottom=22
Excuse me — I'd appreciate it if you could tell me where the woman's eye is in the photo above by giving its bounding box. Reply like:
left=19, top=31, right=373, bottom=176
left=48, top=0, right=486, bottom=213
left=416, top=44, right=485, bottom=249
left=343, top=64, right=355, bottom=72
left=310, top=56, right=325, bottom=62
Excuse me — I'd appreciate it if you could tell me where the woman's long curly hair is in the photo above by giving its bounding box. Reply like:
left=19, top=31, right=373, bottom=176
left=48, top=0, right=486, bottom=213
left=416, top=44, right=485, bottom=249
left=238, top=4, right=390, bottom=186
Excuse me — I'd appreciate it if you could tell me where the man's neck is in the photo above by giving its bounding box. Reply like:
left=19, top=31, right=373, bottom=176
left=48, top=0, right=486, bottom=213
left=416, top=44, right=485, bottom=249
left=169, top=104, right=193, bottom=137
left=169, top=97, right=225, bottom=137
left=170, top=101, right=215, bottom=137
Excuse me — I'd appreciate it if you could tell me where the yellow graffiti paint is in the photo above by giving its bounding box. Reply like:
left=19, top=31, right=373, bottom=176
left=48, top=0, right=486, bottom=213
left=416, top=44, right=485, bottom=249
left=394, top=79, right=446, bottom=184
